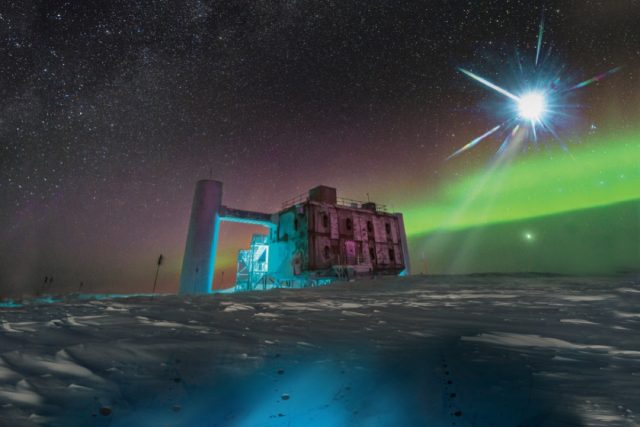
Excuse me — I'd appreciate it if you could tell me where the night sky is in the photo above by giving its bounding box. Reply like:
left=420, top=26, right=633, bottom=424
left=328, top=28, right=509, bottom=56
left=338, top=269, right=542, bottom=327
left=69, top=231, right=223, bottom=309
left=1, top=1, right=639, bottom=296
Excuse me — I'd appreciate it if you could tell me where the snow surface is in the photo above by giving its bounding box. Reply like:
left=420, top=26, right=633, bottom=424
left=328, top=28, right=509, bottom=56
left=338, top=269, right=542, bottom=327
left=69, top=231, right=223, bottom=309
left=1, top=275, right=639, bottom=426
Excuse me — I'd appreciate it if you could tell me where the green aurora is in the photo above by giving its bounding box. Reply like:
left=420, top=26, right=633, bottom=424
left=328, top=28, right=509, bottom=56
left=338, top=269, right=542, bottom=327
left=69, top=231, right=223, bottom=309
left=402, top=131, right=640, bottom=274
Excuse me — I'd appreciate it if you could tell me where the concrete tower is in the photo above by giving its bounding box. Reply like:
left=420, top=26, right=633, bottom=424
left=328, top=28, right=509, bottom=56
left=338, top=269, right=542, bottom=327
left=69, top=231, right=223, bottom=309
left=179, top=180, right=223, bottom=294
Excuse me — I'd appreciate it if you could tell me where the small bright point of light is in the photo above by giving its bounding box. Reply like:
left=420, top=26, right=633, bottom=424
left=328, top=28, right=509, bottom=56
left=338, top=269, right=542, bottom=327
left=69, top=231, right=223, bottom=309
left=524, top=232, right=534, bottom=241
left=518, top=92, right=545, bottom=121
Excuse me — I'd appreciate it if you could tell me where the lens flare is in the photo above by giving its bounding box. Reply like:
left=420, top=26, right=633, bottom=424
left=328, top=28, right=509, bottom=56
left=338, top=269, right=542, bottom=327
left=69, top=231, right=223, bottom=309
left=518, top=92, right=545, bottom=121
left=448, top=19, right=621, bottom=160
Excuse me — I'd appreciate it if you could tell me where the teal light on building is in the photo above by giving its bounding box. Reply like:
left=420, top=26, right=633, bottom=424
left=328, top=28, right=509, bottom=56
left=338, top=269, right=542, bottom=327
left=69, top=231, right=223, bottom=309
left=179, top=182, right=410, bottom=294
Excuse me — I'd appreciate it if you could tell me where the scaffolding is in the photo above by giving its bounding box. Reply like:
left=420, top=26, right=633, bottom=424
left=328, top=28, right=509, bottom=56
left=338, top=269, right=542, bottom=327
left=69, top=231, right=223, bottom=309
left=235, top=234, right=269, bottom=292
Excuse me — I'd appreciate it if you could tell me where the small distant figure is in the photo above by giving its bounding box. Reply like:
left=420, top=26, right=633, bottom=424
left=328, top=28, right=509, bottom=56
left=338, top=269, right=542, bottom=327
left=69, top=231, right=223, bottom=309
left=43, top=276, right=53, bottom=293
left=79, top=281, right=84, bottom=292
left=152, top=254, right=164, bottom=294
left=39, top=276, right=49, bottom=295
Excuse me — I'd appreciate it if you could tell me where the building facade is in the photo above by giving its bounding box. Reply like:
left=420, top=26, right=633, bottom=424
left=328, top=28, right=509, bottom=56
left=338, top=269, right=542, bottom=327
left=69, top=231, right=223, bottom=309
left=234, top=185, right=410, bottom=291
left=178, top=180, right=410, bottom=294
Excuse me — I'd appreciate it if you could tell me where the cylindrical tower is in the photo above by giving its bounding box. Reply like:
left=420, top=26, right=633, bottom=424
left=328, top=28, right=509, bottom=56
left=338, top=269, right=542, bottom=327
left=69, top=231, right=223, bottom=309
left=179, top=180, right=223, bottom=294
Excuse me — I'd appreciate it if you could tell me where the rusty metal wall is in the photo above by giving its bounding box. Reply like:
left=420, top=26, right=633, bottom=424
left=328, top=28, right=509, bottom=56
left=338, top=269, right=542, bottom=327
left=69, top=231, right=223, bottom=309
left=300, top=202, right=407, bottom=274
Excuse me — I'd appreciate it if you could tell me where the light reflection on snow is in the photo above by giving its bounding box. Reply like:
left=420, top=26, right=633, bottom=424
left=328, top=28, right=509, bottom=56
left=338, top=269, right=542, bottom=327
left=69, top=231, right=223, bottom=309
left=0, top=275, right=638, bottom=426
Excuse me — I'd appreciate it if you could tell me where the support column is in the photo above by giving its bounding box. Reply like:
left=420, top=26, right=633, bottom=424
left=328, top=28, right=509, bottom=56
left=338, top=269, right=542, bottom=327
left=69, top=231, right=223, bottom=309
left=179, top=180, right=223, bottom=294
left=395, top=213, right=411, bottom=276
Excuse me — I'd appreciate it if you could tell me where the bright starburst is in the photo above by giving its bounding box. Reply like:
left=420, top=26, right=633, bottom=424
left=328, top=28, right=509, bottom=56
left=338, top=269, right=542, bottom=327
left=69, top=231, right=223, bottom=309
left=448, top=19, right=621, bottom=160
left=518, top=92, right=545, bottom=121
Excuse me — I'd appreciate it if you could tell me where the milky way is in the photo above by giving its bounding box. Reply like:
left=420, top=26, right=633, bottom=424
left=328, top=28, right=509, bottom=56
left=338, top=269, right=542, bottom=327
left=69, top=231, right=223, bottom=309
left=1, top=1, right=638, bottom=295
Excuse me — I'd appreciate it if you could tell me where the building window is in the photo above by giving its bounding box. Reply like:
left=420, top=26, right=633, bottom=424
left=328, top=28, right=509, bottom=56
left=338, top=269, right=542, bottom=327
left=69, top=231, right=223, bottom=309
left=369, top=247, right=376, bottom=262
left=346, top=218, right=352, bottom=231
left=385, top=223, right=391, bottom=235
left=322, top=214, right=329, bottom=228
left=324, top=245, right=331, bottom=260
left=367, top=221, right=373, bottom=233
left=294, top=218, right=299, bottom=231
left=389, top=248, right=395, bottom=262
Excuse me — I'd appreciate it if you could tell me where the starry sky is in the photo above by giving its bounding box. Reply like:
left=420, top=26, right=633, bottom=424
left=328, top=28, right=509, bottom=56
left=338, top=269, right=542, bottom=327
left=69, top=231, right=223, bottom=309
left=1, top=1, right=639, bottom=295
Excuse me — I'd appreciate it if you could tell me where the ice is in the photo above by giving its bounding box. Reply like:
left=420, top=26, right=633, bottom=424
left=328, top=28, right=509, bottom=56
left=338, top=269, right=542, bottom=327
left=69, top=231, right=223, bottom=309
left=616, top=288, right=640, bottom=294
left=254, top=312, right=280, bottom=318
left=0, top=363, right=19, bottom=382
left=67, top=384, right=93, bottom=392
left=560, top=318, right=599, bottom=325
left=29, top=350, right=96, bottom=378
left=63, top=316, right=87, bottom=327
left=222, top=303, right=255, bottom=312
left=0, top=380, right=43, bottom=406
left=614, top=311, right=640, bottom=318
left=0, top=275, right=638, bottom=426
left=405, top=331, right=431, bottom=337
left=461, top=331, right=614, bottom=351
left=136, top=316, right=191, bottom=328
left=105, top=305, right=129, bottom=312
left=340, top=310, right=368, bottom=317
left=1, top=322, right=23, bottom=333
left=559, top=295, right=616, bottom=301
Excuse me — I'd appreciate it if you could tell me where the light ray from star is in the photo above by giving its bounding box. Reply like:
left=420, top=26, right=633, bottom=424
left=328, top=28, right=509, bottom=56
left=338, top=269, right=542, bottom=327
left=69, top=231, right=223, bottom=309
left=448, top=20, right=621, bottom=160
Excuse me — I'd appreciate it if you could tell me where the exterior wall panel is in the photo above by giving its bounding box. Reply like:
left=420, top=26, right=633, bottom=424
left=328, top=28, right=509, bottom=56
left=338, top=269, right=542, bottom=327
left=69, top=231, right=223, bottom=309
left=329, top=207, right=339, bottom=240
left=278, top=200, right=407, bottom=276
left=390, top=219, right=399, bottom=243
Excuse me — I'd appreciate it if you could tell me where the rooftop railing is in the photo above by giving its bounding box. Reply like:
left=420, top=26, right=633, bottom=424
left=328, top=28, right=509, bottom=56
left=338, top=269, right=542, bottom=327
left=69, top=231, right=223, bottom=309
left=281, top=192, right=308, bottom=209
left=281, top=193, right=387, bottom=212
